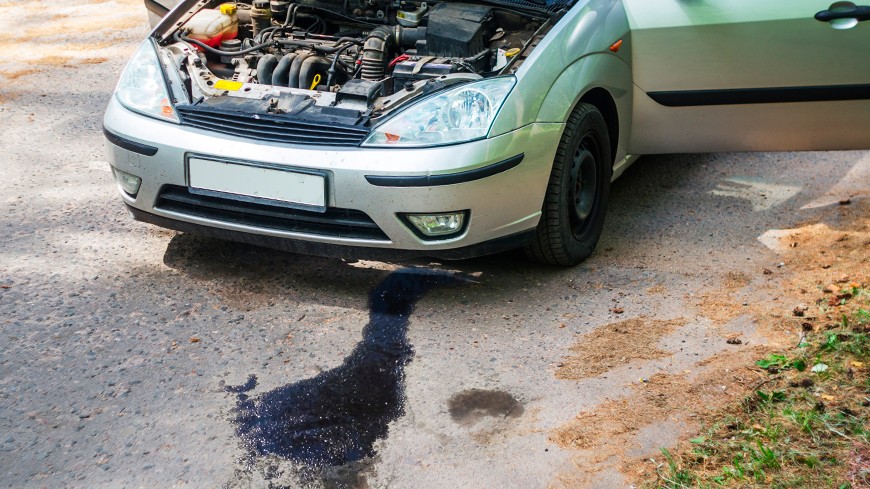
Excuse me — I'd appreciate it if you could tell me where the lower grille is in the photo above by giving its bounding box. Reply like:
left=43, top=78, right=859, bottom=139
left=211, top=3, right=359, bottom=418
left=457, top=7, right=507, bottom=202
left=155, top=185, right=388, bottom=241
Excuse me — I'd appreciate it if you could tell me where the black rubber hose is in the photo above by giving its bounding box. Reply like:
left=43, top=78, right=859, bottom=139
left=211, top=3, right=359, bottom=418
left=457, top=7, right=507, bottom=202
left=326, top=43, right=354, bottom=87
left=175, top=30, right=271, bottom=56
left=287, top=52, right=311, bottom=89
left=360, top=26, right=393, bottom=81
left=274, top=38, right=360, bottom=53
left=256, top=54, right=279, bottom=84
left=313, top=39, right=361, bottom=53
left=255, top=26, right=280, bottom=43
left=359, top=26, right=425, bottom=81
left=271, top=53, right=297, bottom=86
left=395, top=26, right=426, bottom=48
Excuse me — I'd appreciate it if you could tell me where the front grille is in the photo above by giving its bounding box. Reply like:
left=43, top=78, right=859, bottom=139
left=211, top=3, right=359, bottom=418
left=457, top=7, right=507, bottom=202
left=175, top=106, right=370, bottom=147
left=155, top=185, right=388, bottom=241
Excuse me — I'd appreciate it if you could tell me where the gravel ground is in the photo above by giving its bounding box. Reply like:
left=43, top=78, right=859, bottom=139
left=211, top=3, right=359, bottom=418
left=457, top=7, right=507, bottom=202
left=1, top=3, right=868, bottom=488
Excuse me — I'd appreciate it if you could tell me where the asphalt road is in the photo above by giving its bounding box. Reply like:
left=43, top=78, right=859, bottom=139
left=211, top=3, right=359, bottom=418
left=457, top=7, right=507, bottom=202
left=1, top=4, right=869, bottom=488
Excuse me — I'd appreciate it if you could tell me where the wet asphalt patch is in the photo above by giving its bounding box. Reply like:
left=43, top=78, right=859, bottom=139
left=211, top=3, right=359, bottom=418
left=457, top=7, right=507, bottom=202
left=225, top=268, right=466, bottom=480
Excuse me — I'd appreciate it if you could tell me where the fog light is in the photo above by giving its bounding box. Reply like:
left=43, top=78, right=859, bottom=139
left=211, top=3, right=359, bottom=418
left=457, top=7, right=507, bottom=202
left=112, top=167, right=142, bottom=196
left=403, top=211, right=467, bottom=239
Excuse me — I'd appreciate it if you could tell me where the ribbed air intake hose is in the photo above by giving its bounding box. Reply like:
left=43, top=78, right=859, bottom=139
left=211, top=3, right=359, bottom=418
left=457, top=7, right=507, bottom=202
left=360, top=26, right=426, bottom=81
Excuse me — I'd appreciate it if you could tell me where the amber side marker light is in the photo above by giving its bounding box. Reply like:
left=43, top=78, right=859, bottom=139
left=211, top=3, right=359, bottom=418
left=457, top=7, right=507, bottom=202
left=609, top=39, right=623, bottom=53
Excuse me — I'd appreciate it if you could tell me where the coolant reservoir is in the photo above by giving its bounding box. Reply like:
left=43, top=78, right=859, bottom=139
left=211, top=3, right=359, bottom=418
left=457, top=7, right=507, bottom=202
left=183, top=4, right=239, bottom=48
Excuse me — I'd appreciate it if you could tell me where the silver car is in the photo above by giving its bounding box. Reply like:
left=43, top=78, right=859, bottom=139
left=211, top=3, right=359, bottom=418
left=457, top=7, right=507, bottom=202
left=104, top=0, right=870, bottom=265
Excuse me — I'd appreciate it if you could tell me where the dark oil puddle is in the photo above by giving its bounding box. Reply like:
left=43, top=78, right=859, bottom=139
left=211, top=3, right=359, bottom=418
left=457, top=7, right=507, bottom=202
left=226, top=268, right=466, bottom=482
left=448, top=389, right=524, bottom=427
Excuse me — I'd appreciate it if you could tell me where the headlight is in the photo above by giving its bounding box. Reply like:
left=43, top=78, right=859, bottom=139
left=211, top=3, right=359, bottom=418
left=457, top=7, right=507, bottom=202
left=362, top=76, right=516, bottom=147
left=114, top=40, right=179, bottom=123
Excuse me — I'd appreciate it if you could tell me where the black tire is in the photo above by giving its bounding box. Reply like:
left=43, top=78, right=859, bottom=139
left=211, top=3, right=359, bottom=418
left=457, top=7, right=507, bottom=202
left=524, top=102, right=612, bottom=266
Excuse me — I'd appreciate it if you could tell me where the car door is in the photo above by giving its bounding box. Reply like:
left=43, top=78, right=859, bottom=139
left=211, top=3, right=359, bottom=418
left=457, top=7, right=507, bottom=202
left=623, top=0, right=870, bottom=154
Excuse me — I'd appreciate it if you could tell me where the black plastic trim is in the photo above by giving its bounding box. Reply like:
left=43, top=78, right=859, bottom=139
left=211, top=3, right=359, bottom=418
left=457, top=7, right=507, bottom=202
left=155, top=185, right=385, bottom=240
left=126, top=204, right=534, bottom=260
left=365, top=153, right=524, bottom=187
left=648, top=84, right=870, bottom=107
left=103, top=126, right=159, bottom=156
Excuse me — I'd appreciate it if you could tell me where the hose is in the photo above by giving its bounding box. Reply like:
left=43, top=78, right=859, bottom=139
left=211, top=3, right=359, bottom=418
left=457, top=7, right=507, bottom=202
left=360, top=27, right=392, bottom=81
left=175, top=30, right=272, bottom=56
left=360, top=26, right=425, bottom=81
left=326, top=43, right=355, bottom=87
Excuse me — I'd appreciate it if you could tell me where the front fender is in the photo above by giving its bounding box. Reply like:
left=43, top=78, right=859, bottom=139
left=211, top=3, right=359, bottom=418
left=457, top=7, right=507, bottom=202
left=490, top=0, right=631, bottom=159
left=537, top=52, right=633, bottom=164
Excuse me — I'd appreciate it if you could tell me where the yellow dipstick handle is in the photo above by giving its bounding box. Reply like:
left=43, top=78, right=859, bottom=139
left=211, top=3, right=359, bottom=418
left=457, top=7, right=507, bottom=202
left=309, top=74, right=321, bottom=90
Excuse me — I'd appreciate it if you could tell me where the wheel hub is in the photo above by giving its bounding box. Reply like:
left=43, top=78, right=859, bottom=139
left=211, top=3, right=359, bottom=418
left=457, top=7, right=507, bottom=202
left=569, top=147, right=597, bottom=229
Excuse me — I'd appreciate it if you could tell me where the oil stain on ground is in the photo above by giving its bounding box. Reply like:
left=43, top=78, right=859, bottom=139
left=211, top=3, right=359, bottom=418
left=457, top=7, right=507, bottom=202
left=448, top=389, right=524, bottom=427
left=225, top=268, right=466, bottom=484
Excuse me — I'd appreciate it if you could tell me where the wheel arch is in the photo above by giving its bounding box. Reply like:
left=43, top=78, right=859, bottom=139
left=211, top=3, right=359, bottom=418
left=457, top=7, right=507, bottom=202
left=531, top=53, right=633, bottom=167
left=577, top=87, right=618, bottom=167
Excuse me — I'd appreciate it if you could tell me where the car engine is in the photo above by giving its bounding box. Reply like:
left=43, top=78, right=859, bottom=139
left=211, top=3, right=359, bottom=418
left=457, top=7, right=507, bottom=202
left=156, top=0, right=558, bottom=127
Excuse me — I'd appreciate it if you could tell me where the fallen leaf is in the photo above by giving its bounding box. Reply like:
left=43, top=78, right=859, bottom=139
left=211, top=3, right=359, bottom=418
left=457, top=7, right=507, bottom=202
left=0, top=284, right=11, bottom=289
left=820, top=394, right=836, bottom=401
left=189, top=337, right=200, bottom=343
left=851, top=361, right=865, bottom=368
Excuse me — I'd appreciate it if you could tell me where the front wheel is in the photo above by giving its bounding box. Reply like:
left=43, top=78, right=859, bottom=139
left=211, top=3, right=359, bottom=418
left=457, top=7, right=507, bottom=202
left=525, top=102, right=612, bottom=266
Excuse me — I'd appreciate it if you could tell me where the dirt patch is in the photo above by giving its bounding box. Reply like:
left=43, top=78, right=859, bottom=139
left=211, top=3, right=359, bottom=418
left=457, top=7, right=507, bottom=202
left=724, top=271, right=751, bottom=290
left=555, top=317, right=688, bottom=380
left=690, top=290, right=747, bottom=325
left=646, top=284, right=666, bottom=295
left=624, top=199, right=870, bottom=487
left=78, top=57, right=109, bottom=65
left=550, top=346, right=769, bottom=487
left=0, top=68, right=43, bottom=81
left=777, top=203, right=870, bottom=317
left=552, top=346, right=766, bottom=450
left=689, top=271, right=757, bottom=325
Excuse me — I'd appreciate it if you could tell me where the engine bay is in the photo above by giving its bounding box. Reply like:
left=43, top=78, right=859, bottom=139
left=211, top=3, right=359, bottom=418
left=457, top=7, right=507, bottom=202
left=156, top=0, right=562, bottom=127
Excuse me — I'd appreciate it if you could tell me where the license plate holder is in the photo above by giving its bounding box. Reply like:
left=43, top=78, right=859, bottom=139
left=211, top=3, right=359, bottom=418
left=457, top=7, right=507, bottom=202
left=186, top=156, right=327, bottom=212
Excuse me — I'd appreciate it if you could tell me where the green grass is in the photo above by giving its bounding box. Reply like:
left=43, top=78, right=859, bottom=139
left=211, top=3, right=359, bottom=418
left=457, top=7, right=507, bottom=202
left=647, top=286, right=869, bottom=489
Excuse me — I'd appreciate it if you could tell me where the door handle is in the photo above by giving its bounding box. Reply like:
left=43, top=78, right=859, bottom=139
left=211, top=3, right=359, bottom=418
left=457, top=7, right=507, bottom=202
left=815, top=5, right=870, bottom=22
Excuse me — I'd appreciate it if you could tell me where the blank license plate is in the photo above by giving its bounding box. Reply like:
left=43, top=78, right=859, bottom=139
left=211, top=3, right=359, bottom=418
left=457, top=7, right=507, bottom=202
left=188, top=158, right=326, bottom=208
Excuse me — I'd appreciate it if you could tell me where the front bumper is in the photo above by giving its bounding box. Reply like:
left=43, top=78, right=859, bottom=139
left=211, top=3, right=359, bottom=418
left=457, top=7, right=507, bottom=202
left=103, top=97, right=563, bottom=256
